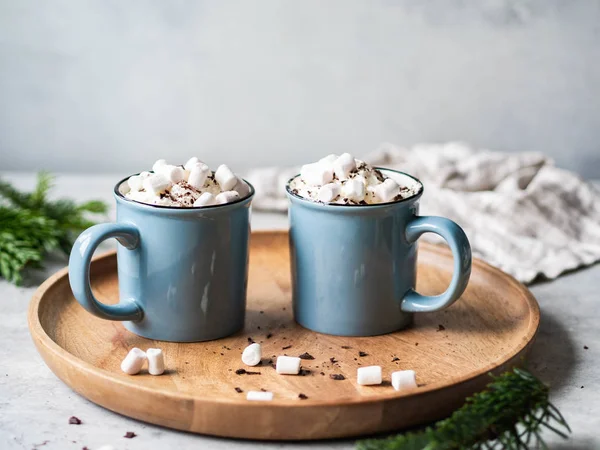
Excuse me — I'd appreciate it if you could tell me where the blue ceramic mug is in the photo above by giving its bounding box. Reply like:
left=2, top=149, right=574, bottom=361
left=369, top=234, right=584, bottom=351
left=68, top=176, right=255, bottom=342
left=286, top=169, right=471, bottom=336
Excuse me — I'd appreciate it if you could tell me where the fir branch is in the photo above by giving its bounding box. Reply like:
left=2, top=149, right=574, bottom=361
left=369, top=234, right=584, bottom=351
left=0, top=173, right=107, bottom=285
left=357, top=368, right=570, bottom=450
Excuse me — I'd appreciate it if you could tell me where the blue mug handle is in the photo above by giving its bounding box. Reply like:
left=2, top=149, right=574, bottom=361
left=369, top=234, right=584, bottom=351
left=68, top=223, right=144, bottom=321
left=402, top=216, right=472, bottom=312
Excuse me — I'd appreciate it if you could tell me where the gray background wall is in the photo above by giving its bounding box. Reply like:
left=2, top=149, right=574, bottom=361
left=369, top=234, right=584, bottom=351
left=0, top=0, right=599, bottom=177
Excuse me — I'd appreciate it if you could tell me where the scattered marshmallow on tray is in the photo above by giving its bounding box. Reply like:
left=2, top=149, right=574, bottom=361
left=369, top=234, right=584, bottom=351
left=276, top=356, right=301, bottom=375
left=124, top=158, right=250, bottom=207
left=391, top=370, right=417, bottom=391
left=247, top=391, right=274, bottom=401
left=242, top=343, right=262, bottom=367
left=121, top=348, right=147, bottom=375
left=147, top=348, right=165, bottom=375
left=289, top=153, right=421, bottom=205
left=357, top=366, right=382, bottom=385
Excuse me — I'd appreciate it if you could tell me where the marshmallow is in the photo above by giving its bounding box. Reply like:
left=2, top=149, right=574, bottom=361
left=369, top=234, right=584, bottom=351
left=317, top=183, right=341, bottom=203
left=216, top=191, right=240, bottom=204
left=121, top=348, right=147, bottom=375
left=391, top=370, right=417, bottom=391
left=341, top=177, right=366, bottom=202
left=241, top=343, right=262, bottom=366
left=233, top=177, right=251, bottom=197
left=146, top=348, right=165, bottom=376
left=333, top=153, right=356, bottom=180
left=300, top=162, right=334, bottom=187
left=127, top=175, right=144, bottom=192
left=139, top=171, right=151, bottom=178
left=247, top=391, right=273, bottom=401
left=152, top=159, right=167, bottom=173
left=187, top=163, right=210, bottom=190
left=193, top=192, right=216, bottom=207
left=162, top=165, right=186, bottom=184
left=184, top=156, right=204, bottom=171
left=357, top=366, right=382, bottom=385
left=276, top=356, right=301, bottom=375
left=143, top=173, right=171, bottom=195
left=374, top=178, right=400, bottom=203
left=215, top=164, right=237, bottom=191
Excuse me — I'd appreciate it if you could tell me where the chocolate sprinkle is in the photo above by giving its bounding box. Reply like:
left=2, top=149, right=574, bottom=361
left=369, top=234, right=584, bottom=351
left=68, top=416, right=82, bottom=425
left=358, top=351, right=368, bottom=357
left=437, top=324, right=446, bottom=332
left=234, top=387, right=243, bottom=393
left=282, top=345, right=292, bottom=350
left=299, top=352, right=315, bottom=360
left=124, top=432, right=137, bottom=439
left=330, top=374, right=345, bottom=380
left=298, top=393, right=308, bottom=400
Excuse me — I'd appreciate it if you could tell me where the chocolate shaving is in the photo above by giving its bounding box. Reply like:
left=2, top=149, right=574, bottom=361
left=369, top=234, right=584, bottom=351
left=124, top=432, right=137, bottom=439
left=330, top=374, right=345, bottom=380
left=68, top=416, right=82, bottom=425
left=247, top=337, right=255, bottom=343
left=299, top=352, right=315, bottom=360
left=358, top=351, right=368, bottom=357
left=392, top=357, right=400, bottom=362
left=234, top=387, right=243, bottom=393
left=260, top=388, right=267, bottom=392
left=298, top=393, right=308, bottom=400
left=330, top=357, right=337, bottom=363
left=259, top=310, right=264, bottom=314
left=341, top=345, right=352, bottom=349
left=437, top=324, right=446, bottom=332
left=236, top=368, right=261, bottom=375
left=282, top=345, right=292, bottom=350
left=266, top=333, right=273, bottom=339
left=320, top=371, right=325, bottom=376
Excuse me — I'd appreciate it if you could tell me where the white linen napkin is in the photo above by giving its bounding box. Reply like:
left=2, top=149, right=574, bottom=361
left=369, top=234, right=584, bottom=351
left=245, top=142, right=600, bottom=283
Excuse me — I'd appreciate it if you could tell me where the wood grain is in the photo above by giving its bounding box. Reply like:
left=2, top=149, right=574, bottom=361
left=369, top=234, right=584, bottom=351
left=28, top=230, right=540, bottom=440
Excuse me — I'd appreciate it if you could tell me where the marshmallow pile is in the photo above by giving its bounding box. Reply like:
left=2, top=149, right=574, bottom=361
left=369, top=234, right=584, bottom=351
left=289, top=153, right=421, bottom=205
left=122, top=158, right=250, bottom=207
left=121, top=347, right=165, bottom=375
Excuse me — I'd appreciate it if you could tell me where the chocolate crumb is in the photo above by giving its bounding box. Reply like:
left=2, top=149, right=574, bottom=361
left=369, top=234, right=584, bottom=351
left=330, top=374, right=345, bottom=380
left=354, top=357, right=357, bottom=361
left=282, top=345, right=292, bottom=350
left=415, top=343, right=419, bottom=346
left=283, top=307, right=287, bottom=311
left=260, top=388, right=267, bottom=392
left=299, top=352, right=315, bottom=360
left=234, top=387, right=243, bottom=393
left=320, top=371, right=325, bottom=376
left=584, top=345, right=589, bottom=350
left=68, top=416, right=82, bottom=425
left=236, top=368, right=261, bottom=375
left=392, top=357, right=400, bottom=362
left=330, top=357, right=337, bottom=363
left=257, top=326, right=261, bottom=330
left=266, top=333, right=273, bottom=339
left=220, top=353, right=224, bottom=356
left=259, top=310, right=264, bottom=314
left=124, top=431, right=137, bottom=439
left=248, top=337, right=255, bottom=343
left=358, top=351, right=368, bottom=357
left=298, top=393, right=308, bottom=400
left=437, top=324, right=446, bottom=331
left=341, top=345, right=352, bottom=349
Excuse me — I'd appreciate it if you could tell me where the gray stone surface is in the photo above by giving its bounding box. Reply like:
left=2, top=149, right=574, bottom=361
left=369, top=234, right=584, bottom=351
left=0, top=174, right=598, bottom=449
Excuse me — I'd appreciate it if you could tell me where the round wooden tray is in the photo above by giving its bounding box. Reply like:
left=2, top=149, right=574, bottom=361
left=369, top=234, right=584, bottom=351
left=28, top=231, right=539, bottom=440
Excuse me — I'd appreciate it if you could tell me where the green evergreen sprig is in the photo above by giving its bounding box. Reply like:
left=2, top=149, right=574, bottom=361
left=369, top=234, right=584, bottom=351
left=0, top=173, right=107, bottom=284
left=357, top=368, right=570, bottom=450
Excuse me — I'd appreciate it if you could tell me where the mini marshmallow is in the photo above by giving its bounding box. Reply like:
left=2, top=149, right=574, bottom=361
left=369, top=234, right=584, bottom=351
left=241, top=343, right=262, bottom=366
left=162, top=165, right=186, bottom=184
left=276, top=356, right=301, bottom=375
left=152, top=159, right=167, bottom=173
left=121, top=348, right=147, bottom=375
left=215, top=164, right=237, bottom=191
left=216, top=191, right=240, bottom=204
left=317, top=183, right=341, bottom=203
left=300, top=162, right=334, bottom=186
left=357, top=365, right=382, bottom=385
left=184, top=156, right=203, bottom=171
left=374, top=178, right=400, bottom=203
left=193, top=192, right=216, bottom=207
left=146, top=348, right=165, bottom=376
left=333, top=153, right=356, bottom=180
left=233, top=177, right=251, bottom=197
left=247, top=391, right=273, bottom=401
left=127, top=175, right=144, bottom=192
left=391, top=370, right=417, bottom=391
left=187, top=163, right=210, bottom=190
left=143, top=173, right=171, bottom=195
left=341, top=177, right=366, bottom=202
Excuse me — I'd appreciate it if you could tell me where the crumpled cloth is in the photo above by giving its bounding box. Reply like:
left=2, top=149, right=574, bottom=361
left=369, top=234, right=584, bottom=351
left=245, top=142, right=600, bottom=283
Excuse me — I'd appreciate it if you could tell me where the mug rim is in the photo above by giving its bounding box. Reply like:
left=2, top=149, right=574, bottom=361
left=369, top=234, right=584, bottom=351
left=285, top=167, right=424, bottom=208
left=113, top=173, right=255, bottom=210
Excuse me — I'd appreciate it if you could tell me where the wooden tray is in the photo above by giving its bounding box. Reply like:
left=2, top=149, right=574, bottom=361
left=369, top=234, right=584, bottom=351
left=28, top=231, right=539, bottom=440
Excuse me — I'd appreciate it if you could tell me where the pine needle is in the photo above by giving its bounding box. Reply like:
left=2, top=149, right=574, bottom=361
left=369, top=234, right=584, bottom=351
left=357, top=368, right=570, bottom=450
left=0, top=173, right=107, bottom=285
